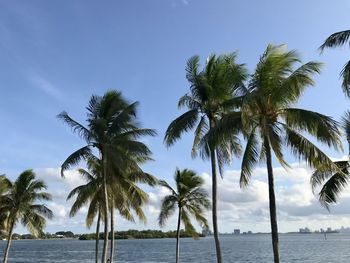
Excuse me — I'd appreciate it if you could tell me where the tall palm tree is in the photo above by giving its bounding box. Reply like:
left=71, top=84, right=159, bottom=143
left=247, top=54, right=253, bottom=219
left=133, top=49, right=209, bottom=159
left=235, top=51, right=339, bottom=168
left=320, top=29, right=350, bottom=97
left=158, top=168, right=210, bottom=263
left=58, top=90, right=156, bottom=263
left=311, top=111, right=350, bottom=208
left=1, top=170, right=53, bottom=263
left=164, top=54, right=247, bottom=263
left=236, top=44, right=342, bottom=263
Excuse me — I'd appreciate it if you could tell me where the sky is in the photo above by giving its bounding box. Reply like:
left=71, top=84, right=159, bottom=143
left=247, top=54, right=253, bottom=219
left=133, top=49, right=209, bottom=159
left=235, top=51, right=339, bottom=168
left=1, top=0, right=350, bottom=234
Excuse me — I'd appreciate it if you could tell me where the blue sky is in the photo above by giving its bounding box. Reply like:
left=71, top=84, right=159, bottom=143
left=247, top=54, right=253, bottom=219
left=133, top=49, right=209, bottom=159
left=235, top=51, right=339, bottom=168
left=1, top=0, right=350, bottom=234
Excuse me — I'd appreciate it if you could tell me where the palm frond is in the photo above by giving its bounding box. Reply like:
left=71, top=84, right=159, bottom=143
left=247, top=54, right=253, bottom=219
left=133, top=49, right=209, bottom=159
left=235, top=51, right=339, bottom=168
left=340, top=60, right=350, bottom=97
left=284, top=125, right=341, bottom=177
left=318, top=163, right=350, bottom=210
left=240, top=128, right=261, bottom=188
left=320, top=30, right=350, bottom=51
left=61, top=146, right=92, bottom=177
left=283, top=108, right=342, bottom=150
left=57, top=111, right=92, bottom=142
left=164, top=109, right=199, bottom=147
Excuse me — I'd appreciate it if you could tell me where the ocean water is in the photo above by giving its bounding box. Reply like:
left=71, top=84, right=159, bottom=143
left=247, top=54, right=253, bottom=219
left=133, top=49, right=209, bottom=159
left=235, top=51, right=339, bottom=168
left=0, top=233, right=349, bottom=262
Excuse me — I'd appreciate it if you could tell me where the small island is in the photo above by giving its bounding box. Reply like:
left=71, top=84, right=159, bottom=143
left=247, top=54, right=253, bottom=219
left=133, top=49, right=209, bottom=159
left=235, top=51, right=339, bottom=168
left=0, top=229, right=204, bottom=241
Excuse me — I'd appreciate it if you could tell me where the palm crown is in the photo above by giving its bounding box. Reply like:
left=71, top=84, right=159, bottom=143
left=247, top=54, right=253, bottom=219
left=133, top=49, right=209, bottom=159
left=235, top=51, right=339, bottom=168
left=2, top=170, right=53, bottom=236
left=165, top=54, right=247, bottom=171
left=59, top=91, right=156, bottom=176
left=158, top=168, right=210, bottom=236
left=240, top=44, right=342, bottom=186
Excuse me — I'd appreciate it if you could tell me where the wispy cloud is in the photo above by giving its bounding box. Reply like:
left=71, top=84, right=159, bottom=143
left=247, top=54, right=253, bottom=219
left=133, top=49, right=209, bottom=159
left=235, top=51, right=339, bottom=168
left=30, top=73, right=62, bottom=100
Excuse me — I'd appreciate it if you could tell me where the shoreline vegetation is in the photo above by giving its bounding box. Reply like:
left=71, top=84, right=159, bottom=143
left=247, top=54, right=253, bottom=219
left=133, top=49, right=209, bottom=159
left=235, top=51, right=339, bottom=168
left=0, top=230, right=204, bottom=241
left=2, top=228, right=342, bottom=242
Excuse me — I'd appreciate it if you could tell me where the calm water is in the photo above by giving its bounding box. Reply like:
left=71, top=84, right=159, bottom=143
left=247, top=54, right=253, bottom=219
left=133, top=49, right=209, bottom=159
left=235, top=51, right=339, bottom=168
left=1, top=233, right=350, bottom=262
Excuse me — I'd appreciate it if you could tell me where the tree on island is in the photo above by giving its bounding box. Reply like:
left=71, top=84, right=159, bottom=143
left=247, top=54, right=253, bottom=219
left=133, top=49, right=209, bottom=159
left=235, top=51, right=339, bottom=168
left=234, top=44, right=342, bottom=263
left=59, top=90, right=156, bottom=263
left=0, top=170, right=53, bottom=263
left=158, top=168, right=210, bottom=263
left=164, top=54, right=246, bottom=263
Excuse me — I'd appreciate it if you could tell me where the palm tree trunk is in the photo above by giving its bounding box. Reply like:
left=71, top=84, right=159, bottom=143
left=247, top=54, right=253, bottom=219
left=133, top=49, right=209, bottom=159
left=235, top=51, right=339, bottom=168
left=264, top=138, right=280, bottom=263
left=209, top=118, right=223, bottom=263
left=110, top=201, right=115, bottom=262
left=3, top=220, right=15, bottom=263
left=176, top=206, right=182, bottom=263
left=101, top=155, right=109, bottom=263
left=95, top=211, right=101, bottom=263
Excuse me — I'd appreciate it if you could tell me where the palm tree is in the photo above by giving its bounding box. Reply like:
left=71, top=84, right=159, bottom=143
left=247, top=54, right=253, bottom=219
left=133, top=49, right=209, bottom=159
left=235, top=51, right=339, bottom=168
left=236, top=44, right=342, bottom=263
left=58, top=90, right=156, bottom=263
left=164, top=54, right=247, bottom=263
left=311, top=111, right=350, bottom=208
left=1, top=170, right=53, bottom=263
left=320, top=29, right=350, bottom=97
left=0, top=175, right=11, bottom=237
left=67, top=157, right=104, bottom=263
left=158, top=168, right=210, bottom=263
left=107, top=161, right=157, bottom=262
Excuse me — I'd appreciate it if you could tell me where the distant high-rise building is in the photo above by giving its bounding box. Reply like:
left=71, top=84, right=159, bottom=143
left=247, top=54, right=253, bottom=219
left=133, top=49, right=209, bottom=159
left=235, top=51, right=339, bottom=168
left=233, top=229, right=240, bottom=235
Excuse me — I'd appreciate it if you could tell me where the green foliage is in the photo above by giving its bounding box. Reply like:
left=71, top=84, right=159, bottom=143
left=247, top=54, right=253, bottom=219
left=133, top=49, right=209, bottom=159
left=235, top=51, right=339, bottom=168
left=311, top=112, right=350, bottom=208
left=0, top=171, right=53, bottom=237
left=59, top=90, right=157, bottom=263
left=78, top=229, right=204, bottom=240
left=158, top=169, right=210, bottom=239
left=164, top=54, right=247, bottom=172
left=235, top=44, right=342, bottom=187
left=320, top=29, right=350, bottom=97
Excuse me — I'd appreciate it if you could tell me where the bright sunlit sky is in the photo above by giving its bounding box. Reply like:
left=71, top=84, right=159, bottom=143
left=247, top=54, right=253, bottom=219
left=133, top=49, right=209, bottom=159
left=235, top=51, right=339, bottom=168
left=1, top=0, right=350, bottom=234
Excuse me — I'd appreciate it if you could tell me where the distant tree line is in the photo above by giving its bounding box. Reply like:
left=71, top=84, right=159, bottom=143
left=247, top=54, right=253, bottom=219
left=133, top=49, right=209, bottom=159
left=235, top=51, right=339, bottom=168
left=78, top=229, right=204, bottom=240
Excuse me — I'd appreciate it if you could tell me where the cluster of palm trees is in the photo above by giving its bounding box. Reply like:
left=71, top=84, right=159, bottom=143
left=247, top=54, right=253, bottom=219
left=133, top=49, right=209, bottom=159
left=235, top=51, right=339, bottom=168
left=58, top=91, right=158, bottom=263
left=163, top=44, right=345, bottom=263
left=2, top=29, right=350, bottom=263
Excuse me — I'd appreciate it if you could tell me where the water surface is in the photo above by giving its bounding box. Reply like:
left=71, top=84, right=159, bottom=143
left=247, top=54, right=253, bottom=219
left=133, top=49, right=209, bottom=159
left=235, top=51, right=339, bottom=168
left=0, top=233, right=349, bottom=262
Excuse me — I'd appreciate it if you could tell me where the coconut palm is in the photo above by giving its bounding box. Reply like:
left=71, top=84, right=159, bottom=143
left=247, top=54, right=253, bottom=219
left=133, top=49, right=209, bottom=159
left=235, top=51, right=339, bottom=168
left=164, top=54, right=247, bottom=263
left=235, top=44, right=342, bottom=263
left=58, top=90, right=156, bottom=263
left=1, top=170, right=53, bottom=263
left=158, top=168, right=210, bottom=263
left=320, top=29, right=350, bottom=97
left=311, top=111, right=350, bottom=208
